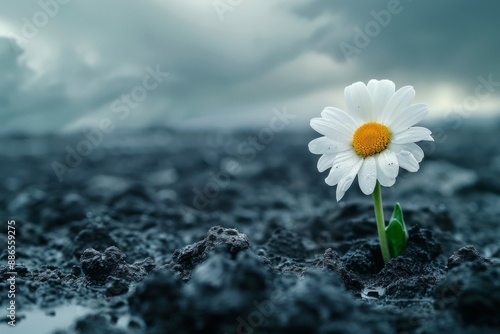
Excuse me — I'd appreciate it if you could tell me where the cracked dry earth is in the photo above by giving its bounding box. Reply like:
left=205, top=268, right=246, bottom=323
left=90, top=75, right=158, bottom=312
left=0, top=122, right=499, bottom=334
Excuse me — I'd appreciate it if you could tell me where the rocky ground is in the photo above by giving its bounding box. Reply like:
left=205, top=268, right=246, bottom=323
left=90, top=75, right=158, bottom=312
left=0, top=119, right=499, bottom=334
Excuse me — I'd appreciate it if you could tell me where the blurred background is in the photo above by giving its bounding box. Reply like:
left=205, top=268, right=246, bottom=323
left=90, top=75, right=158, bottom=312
left=1, top=0, right=499, bottom=135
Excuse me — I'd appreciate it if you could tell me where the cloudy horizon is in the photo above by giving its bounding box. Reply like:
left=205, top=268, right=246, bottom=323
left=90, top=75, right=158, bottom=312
left=1, top=0, right=499, bottom=135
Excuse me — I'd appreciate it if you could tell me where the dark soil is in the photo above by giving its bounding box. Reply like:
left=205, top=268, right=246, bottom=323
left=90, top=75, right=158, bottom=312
left=1, top=121, right=499, bottom=334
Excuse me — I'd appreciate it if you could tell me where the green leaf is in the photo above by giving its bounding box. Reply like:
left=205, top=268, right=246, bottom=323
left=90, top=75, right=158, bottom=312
left=385, top=203, right=408, bottom=258
left=390, top=202, right=406, bottom=232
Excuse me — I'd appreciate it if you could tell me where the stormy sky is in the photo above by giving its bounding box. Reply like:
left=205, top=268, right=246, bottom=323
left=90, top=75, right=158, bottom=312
left=0, top=0, right=499, bottom=134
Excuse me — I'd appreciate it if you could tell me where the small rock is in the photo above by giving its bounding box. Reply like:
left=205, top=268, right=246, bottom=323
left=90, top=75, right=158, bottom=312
left=80, top=246, right=154, bottom=284
left=171, top=226, right=250, bottom=279
left=447, top=245, right=491, bottom=270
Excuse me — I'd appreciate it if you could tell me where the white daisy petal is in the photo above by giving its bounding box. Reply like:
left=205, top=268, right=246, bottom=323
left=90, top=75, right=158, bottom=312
left=390, top=143, right=424, bottom=162
left=317, top=154, right=336, bottom=172
left=308, top=137, right=350, bottom=155
left=321, top=106, right=360, bottom=130
left=376, top=168, right=396, bottom=187
left=366, top=79, right=379, bottom=96
left=381, top=86, right=415, bottom=124
left=358, top=156, right=377, bottom=195
left=389, top=104, right=429, bottom=133
left=397, top=150, right=420, bottom=172
left=392, top=126, right=433, bottom=144
left=367, top=79, right=395, bottom=115
left=310, top=117, right=335, bottom=138
left=344, top=82, right=374, bottom=123
left=377, top=150, right=399, bottom=180
left=422, top=135, right=434, bottom=142
left=336, top=159, right=363, bottom=201
left=310, top=117, right=352, bottom=142
left=325, top=151, right=362, bottom=186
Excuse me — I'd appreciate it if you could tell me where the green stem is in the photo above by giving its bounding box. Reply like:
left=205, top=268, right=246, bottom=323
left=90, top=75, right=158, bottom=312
left=372, top=181, right=391, bottom=264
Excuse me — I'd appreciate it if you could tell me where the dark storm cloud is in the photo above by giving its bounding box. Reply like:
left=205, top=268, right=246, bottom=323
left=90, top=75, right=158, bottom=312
left=295, top=0, right=500, bottom=88
left=1, top=0, right=326, bottom=133
left=0, top=0, right=499, bottom=134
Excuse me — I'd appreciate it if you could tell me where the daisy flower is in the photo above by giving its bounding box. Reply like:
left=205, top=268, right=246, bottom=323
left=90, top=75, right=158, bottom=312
left=308, top=79, right=433, bottom=264
left=309, top=79, right=433, bottom=201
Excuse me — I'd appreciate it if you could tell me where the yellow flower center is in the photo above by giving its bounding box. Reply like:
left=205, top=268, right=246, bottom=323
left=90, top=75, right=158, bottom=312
left=352, top=122, right=391, bottom=157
